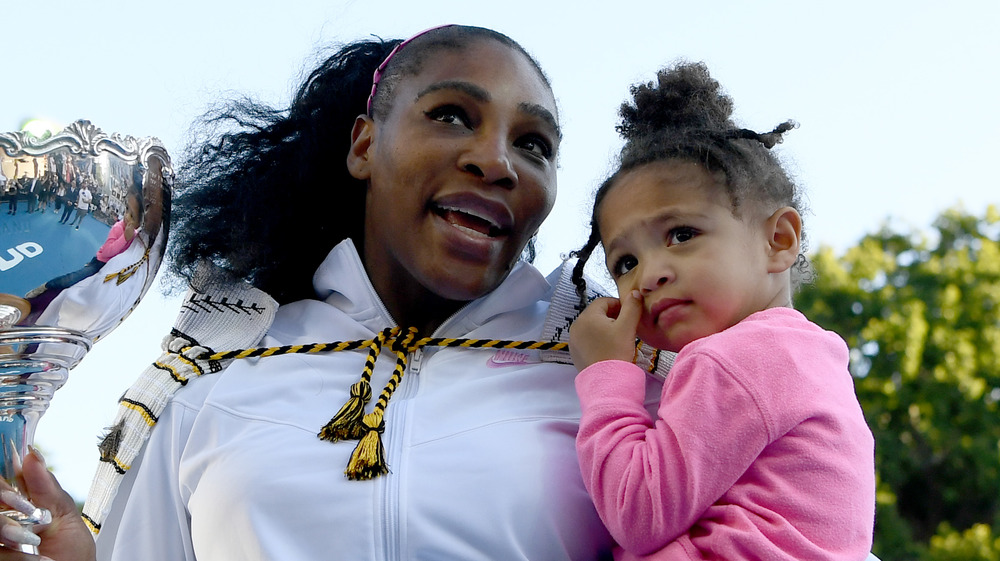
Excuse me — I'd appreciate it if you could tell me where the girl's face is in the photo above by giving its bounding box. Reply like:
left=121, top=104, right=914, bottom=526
left=598, top=160, right=794, bottom=352
left=125, top=194, right=142, bottom=227
left=350, top=39, right=560, bottom=326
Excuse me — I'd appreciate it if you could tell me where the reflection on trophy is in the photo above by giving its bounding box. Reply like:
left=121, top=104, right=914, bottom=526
left=0, top=120, right=171, bottom=551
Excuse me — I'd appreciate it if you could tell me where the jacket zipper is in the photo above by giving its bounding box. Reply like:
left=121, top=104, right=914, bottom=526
left=365, top=274, right=456, bottom=561
left=379, top=347, right=424, bottom=561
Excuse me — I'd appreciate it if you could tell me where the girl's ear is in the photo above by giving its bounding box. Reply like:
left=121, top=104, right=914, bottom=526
left=347, top=115, right=375, bottom=181
left=765, top=206, right=802, bottom=273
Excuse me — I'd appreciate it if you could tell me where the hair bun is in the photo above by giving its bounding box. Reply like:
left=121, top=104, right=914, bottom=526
left=617, top=61, right=734, bottom=141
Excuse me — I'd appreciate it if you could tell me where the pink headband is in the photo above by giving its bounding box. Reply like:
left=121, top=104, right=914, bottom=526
left=366, top=24, right=456, bottom=116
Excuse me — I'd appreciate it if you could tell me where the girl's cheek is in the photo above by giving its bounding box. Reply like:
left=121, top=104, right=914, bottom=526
left=636, top=315, right=656, bottom=341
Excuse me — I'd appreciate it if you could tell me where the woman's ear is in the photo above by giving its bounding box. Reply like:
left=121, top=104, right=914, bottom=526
left=347, top=115, right=375, bottom=181
left=765, top=206, right=802, bottom=273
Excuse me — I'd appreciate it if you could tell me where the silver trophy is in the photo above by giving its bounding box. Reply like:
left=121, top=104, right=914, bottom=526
left=0, top=120, right=171, bottom=548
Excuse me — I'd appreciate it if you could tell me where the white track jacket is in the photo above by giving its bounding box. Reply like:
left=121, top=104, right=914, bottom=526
left=95, top=240, right=616, bottom=560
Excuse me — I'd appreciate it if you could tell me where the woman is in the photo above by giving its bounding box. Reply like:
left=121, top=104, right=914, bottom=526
left=0, top=25, right=616, bottom=560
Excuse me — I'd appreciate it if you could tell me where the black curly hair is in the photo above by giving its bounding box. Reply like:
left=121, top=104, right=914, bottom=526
left=168, top=25, right=553, bottom=304
left=571, top=61, right=807, bottom=303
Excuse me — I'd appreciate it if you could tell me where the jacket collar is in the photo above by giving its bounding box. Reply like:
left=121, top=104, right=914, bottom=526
left=311, top=239, right=552, bottom=338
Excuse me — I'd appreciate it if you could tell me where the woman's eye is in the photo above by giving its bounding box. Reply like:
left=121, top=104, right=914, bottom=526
left=612, top=255, right=638, bottom=278
left=668, top=227, right=697, bottom=245
left=516, top=135, right=553, bottom=161
left=426, top=106, right=470, bottom=128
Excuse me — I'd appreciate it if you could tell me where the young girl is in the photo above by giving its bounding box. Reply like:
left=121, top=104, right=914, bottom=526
left=569, top=62, right=876, bottom=560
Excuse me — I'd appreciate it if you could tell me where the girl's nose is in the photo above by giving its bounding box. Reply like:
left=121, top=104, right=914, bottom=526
left=638, top=261, right=673, bottom=294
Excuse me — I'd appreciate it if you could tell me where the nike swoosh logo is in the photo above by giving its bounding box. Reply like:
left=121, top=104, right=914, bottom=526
left=486, top=349, right=537, bottom=368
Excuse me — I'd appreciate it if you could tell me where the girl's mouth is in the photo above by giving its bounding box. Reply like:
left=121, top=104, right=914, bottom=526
left=650, top=298, right=689, bottom=326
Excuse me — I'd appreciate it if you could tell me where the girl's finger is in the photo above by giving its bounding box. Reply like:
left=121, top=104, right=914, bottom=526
left=615, top=290, right=643, bottom=330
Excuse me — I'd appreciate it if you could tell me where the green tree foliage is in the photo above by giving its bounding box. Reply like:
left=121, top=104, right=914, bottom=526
left=797, top=206, right=1000, bottom=561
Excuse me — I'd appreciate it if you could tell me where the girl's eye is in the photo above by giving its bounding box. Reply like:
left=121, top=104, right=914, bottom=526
left=516, top=134, right=554, bottom=161
left=612, top=255, right=638, bottom=278
left=667, top=227, right=698, bottom=245
left=425, top=105, right=470, bottom=128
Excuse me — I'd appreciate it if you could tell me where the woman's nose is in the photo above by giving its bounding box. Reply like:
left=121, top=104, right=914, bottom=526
left=460, top=135, right=516, bottom=188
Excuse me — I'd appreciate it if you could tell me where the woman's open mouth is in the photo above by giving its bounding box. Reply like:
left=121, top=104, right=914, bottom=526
left=431, top=198, right=513, bottom=238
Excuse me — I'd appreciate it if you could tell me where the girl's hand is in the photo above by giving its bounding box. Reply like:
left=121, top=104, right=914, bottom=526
left=569, top=290, right=643, bottom=370
left=124, top=220, right=136, bottom=241
left=0, top=449, right=95, bottom=561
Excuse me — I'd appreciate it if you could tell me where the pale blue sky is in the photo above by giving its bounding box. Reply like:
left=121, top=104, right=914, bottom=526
left=5, top=0, right=998, bottom=499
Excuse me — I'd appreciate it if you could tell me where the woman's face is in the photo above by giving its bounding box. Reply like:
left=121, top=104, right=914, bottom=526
left=350, top=39, right=560, bottom=323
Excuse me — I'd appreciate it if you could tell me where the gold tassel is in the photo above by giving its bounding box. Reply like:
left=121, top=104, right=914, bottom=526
left=341, top=328, right=419, bottom=480
left=345, top=411, right=388, bottom=480
left=317, top=329, right=391, bottom=442
left=104, top=247, right=150, bottom=285
left=98, top=419, right=126, bottom=462
left=317, top=380, right=372, bottom=441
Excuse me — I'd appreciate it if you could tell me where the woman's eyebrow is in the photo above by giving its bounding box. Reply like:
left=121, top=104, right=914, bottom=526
left=416, top=80, right=490, bottom=102
left=519, top=102, right=561, bottom=140
left=415, top=80, right=561, bottom=140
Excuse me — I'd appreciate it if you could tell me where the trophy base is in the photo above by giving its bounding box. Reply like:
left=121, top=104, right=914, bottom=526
left=0, top=327, right=89, bottom=552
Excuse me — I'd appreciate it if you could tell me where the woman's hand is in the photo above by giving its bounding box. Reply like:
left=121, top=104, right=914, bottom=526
left=0, top=449, right=96, bottom=561
left=569, top=291, right=643, bottom=370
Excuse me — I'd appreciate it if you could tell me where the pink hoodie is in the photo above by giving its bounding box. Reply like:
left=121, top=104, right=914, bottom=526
left=575, top=307, right=875, bottom=560
left=96, top=220, right=135, bottom=262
